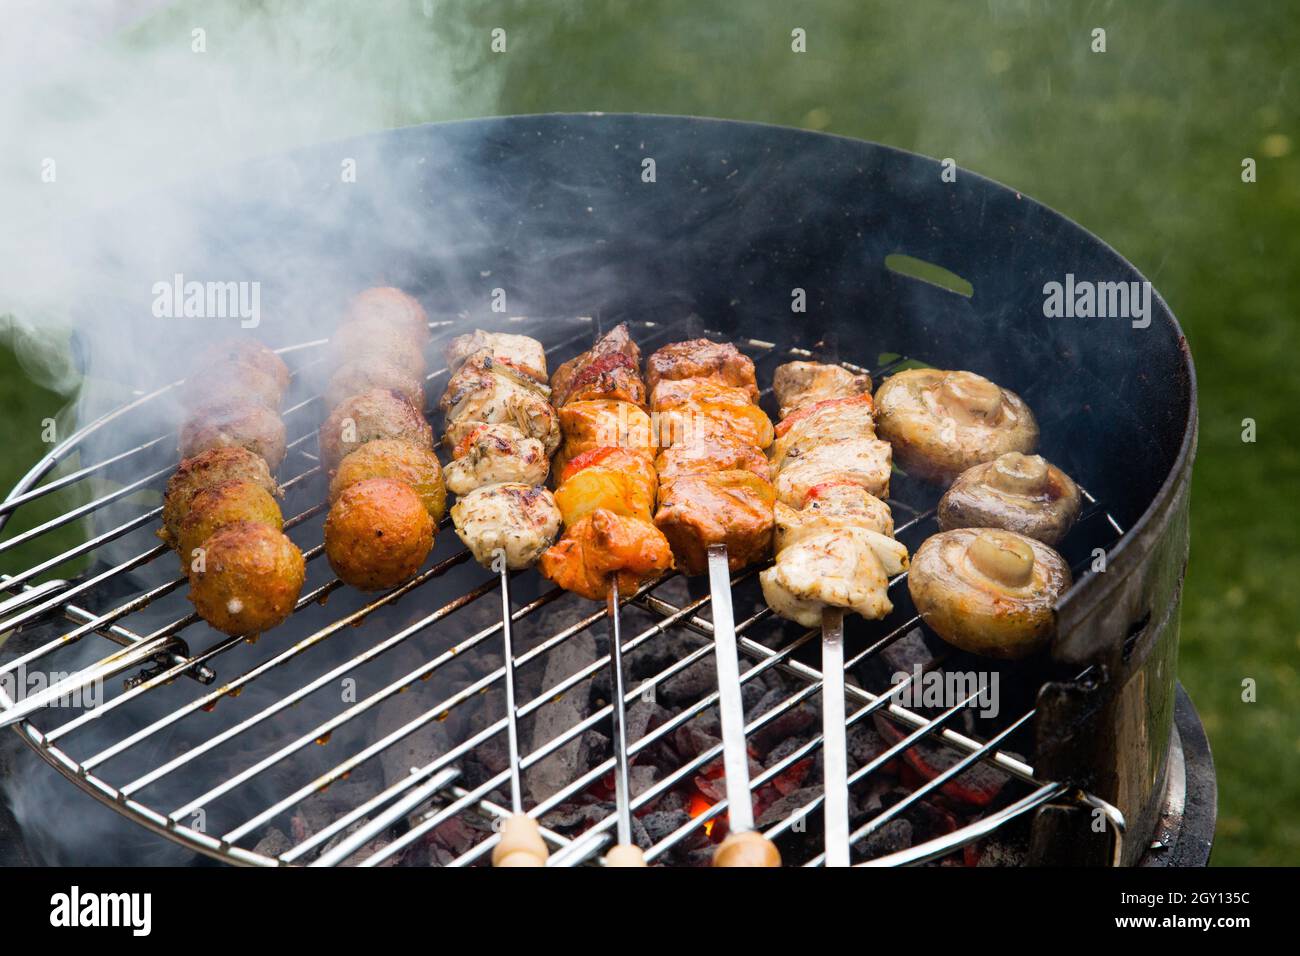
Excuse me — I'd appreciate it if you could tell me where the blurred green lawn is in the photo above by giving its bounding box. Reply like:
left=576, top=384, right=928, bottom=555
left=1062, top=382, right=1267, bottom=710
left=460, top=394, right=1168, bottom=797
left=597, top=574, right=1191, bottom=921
left=2, top=0, right=1296, bottom=864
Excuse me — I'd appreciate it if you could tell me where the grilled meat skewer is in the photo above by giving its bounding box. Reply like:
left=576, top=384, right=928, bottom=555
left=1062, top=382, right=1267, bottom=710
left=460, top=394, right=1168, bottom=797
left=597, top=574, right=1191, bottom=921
left=539, top=324, right=672, bottom=600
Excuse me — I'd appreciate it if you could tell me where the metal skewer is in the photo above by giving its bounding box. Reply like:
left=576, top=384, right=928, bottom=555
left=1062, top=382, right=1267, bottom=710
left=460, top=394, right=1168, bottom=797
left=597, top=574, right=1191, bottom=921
left=821, top=607, right=851, bottom=866
left=705, top=544, right=781, bottom=867
left=601, top=576, right=647, bottom=867
left=490, top=549, right=549, bottom=867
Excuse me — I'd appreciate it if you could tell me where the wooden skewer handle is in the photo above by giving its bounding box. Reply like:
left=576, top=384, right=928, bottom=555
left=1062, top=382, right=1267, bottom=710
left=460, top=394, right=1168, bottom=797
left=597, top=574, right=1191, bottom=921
left=712, top=829, right=782, bottom=868
left=604, top=843, right=648, bottom=867
left=492, top=812, right=549, bottom=867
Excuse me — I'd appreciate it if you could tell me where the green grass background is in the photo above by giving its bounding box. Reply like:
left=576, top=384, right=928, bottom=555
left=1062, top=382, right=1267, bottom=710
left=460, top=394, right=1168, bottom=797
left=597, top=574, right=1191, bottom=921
left=2, top=0, right=1296, bottom=865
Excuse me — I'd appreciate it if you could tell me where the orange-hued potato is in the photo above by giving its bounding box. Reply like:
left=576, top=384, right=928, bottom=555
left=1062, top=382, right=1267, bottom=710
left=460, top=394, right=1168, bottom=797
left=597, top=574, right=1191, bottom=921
left=539, top=509, right=674, bottom=601
left=188, top=522, right=305, bottom=636
left=324, top=478, right=435, bottom=591
left=176, top=479, right=283, bottom=573
left=329, top=439, right=446, bottom=524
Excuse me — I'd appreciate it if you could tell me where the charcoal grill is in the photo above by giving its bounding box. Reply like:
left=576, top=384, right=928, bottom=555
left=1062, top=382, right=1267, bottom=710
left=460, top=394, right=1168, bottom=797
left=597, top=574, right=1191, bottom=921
left=0, top=114, right=1211, bottom=866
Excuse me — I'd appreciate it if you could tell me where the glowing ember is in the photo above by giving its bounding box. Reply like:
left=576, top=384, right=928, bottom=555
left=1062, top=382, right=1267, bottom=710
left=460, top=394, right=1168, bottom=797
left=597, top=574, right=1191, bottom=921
left=686, top=790, right=718, bottom=839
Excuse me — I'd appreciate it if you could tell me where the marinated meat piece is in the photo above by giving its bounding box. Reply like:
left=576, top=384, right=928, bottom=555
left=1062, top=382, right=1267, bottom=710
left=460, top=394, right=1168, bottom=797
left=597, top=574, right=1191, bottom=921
left=325, top=478, right=435, bottom=591
left=772, top=361, right=872, bottom=420
left=329, top=439, right=447, bottom=524
left=182, top=361, right=285, bottom=415
left=180, top=401, right=288, bottom=472
left=759, top=527, right=901, bottom=628
left=202, top=339, right=291, bottom=397
left=555, top=400, right=654, bottom=463
left=559, top=446, right=659, bottom=489
left=550, top=323, right=642, bottom=406
left=650, top=378, right=774, bottom=450
left=443, top=423, right=549, bottom=496
left=161, top=446, right=279, bottom=549
left=445, top=330, right=548, bottom=384
left=654, top=433, right=770, bottom=482
left=654, top=470, right=776, bottom=575
left=450, top=482, right=562, bottom=570
left=188, top=522, right=305, bottom=636
left=319, top=388, right=433, bottom=471
left=554, top=455, right=658, bottom=527
left=773, top=488, right=897, bottom=553
left=539, top=508, right=674, bottom=600
left=440, top=356, right=560, bottom=456
left=772, top=437, right=892, bottom=507
left=553, top=351, right=646, bottom=408
left=644, top=338, right=759, bottom=402
left=770, top=394, right=877, bottom=471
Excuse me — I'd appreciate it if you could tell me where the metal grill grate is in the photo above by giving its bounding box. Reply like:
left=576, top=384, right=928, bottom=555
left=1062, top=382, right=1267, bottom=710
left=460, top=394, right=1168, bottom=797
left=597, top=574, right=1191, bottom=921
left=0, top=317, right=1126, bottom=866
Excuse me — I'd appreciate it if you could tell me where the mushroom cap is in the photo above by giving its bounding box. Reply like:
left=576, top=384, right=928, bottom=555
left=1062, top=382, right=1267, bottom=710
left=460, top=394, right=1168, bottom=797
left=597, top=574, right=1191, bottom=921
left=874, top=369, right=1038, bottom=483
left=937, top=452, right=1082, bottom=545
left=908, top=528, right=1071, bottom=659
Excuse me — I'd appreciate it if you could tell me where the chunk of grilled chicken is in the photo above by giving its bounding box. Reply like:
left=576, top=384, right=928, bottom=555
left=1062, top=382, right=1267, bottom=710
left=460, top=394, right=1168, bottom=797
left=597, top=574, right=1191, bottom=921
left=443, top=423, right=549, bottom=496
left=440, top=355, right=560, bottom=456
left=773, top=485, right=897, bottom=552
left=644, top=338, right=759, bottom=402
left=654, top=433, right=771, bottom=483
left=650, top=378, right=775, bottom=450
left=654, top=470, right=776, bottom=575
left=759, top=527, right=903, bottom=627
left=445, top=330, right=548, bottom=385
left=773, top=438, right=892, bottom=508
left=550, top=323, right=642, bottom=407
left=769, top=394, right=877, bottom=471
left=450, top=482, right=562, bottom=570
left=772, top=361, right=872, bottom=421
left=538, top=508, right=674, bottom=600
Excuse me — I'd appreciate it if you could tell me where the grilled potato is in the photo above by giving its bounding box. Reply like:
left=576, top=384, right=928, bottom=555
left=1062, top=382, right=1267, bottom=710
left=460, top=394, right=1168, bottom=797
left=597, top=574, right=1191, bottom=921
left=329, top=439, right=446, bottom=524
left=176, top=479, right=283, bottom=573
left=325, top=478, right=435, bottom=591
left=188, top=522, right=305, bottom=636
